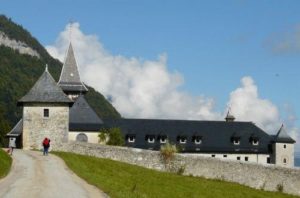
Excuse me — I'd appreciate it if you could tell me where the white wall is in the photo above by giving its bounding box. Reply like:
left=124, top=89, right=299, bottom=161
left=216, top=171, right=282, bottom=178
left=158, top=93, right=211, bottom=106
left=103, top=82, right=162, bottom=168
left=183, top=153, right=270, bottom=165
left=274, top=143, right=294, bottom=167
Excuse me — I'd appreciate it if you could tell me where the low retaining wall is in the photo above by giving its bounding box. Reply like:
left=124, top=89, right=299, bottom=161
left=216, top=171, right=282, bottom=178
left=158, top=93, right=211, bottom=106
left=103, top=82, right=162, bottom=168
left=58, top=142, right=300, bottom=196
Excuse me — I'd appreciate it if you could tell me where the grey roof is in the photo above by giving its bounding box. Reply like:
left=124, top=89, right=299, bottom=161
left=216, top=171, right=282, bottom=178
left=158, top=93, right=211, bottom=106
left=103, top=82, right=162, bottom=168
left=18, top=67, right=72, bottom=104
left=18, top=67, right=73, bottom=104
left=58, top=43, right=88, bottom=93
left=103, top=119, right=274, bottom=154
left=274, top=124, right=296, bottom=143
left=6, top=119, right=23, bottom=137
left=69, top=95, right=103, bottom=131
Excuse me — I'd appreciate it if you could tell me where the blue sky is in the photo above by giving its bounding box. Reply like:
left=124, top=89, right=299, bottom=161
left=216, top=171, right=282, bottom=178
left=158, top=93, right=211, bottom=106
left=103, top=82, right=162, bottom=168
left=1, top=1, right=300, bottom=151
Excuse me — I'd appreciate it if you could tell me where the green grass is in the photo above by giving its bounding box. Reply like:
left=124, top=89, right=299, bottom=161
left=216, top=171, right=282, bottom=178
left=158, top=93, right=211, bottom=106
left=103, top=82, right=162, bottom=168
left=54, top=152, right=297, bottom=198
left=0, top=148, right=12, bottom=178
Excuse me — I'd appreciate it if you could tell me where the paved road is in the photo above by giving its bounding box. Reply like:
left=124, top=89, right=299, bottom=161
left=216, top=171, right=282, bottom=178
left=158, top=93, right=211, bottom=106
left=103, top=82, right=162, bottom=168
left=0, top=150, right=107, bottom=198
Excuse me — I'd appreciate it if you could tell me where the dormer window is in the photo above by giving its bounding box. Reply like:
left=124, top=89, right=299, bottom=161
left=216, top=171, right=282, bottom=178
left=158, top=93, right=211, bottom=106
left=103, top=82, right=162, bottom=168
left=177, top=136, right=187, bottom=144
left=250, top=136, right=259, bottom=146
left=126, top=134, right=136, bottom=143
left=231, top=137, right=240, bottom=145
left=252, top=139, right=259, bottom=145
left=158, top=135, right=167, bottom=144
left=146, top=135, right=155, bottom=143
left=234, top=139, right=240, bottom=145
left=192, top=136, right=202, bottom=144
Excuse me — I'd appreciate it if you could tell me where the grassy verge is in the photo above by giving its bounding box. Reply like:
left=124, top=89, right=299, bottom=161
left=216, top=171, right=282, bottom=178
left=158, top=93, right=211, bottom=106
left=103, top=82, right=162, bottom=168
left=54, top=152, right=297, bottom=198
left=0, top=148, right=12, bottom=179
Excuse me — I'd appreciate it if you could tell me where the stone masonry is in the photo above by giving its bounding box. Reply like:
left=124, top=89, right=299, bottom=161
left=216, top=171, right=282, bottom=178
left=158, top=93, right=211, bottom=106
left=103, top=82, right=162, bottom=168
left=23, top=103, right=69, bottom=150
left=59, top=141, right=300, bottom=196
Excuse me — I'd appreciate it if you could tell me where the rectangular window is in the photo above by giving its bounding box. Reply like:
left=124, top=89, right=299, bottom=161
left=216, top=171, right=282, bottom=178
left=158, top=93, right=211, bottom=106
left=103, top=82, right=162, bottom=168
left=267, top=157, right=271, bottom=164
left=223, top=155, right=227, bottom=158
left=245, top=157, right=249, bottom=161
left=44, top=109, right=49, bottom=117
left=237, top=156, right=241, bottom=160
left=284, top=144, right=286, bottom=149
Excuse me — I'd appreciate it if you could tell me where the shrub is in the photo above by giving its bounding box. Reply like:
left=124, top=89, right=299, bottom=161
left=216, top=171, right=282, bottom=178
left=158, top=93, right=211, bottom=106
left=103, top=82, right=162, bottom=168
left=177, top=165, right=185, bottom=175
left=160, top=143, right=177, bottom=163
left=107, top=127, right=125, bottom=146
left=98, top=128, right=109, bottom=143
left=276, top=183, right=284, bottom=192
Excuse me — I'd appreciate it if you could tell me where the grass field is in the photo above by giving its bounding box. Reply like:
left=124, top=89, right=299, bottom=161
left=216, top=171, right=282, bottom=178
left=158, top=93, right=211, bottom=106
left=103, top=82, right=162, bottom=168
left=54, top=152, right=297, bottom=198
left=0, top=148, right=12, bottom=179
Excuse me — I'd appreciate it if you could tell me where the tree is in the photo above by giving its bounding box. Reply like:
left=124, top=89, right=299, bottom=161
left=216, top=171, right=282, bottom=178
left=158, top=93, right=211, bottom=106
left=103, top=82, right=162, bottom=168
left=107, top=127, right=125, bottom=146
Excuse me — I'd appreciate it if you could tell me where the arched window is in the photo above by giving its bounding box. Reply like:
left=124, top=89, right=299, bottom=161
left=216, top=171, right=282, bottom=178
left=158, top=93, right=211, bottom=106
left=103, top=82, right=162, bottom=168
left=283, top=158, right=287, bottom=164
left=76, top=133, right=88, bottom=142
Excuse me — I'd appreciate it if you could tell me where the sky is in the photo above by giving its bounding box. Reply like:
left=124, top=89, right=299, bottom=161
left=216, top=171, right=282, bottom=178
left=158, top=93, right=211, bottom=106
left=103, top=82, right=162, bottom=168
left=1, top=1, right=300, bottom=154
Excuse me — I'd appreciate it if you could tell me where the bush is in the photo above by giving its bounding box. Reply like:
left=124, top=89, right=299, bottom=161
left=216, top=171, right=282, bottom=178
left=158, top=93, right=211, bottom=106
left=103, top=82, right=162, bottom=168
left=98, top=128, right=109, bottom=143
left=276, top=183, right=284, bottom=192
left=107, top=127, right=125, bottom=146
left=160, top=143, right=177, bottom=163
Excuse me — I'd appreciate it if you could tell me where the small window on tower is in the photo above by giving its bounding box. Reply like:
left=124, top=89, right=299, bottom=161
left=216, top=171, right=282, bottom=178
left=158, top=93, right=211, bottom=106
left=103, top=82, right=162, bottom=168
left=283, top=158, right=287, bottom=164
left=44, top=109, right=49, bottom=117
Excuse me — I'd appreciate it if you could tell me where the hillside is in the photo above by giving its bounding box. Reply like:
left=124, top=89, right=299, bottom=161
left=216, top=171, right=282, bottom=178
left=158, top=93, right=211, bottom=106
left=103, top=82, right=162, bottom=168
left=0, top=15, right=121, bottom=146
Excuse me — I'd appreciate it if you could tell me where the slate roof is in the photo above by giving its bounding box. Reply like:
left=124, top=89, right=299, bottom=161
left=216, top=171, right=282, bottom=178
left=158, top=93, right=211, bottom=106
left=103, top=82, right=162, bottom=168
left=18, top=67, right=73, bottom=104
left=103, top=119, right=274, bottom=154
left=6, top=119, right=23, bottom=137
left=58, top=43, right=88, bottom=93
left=69, top=95, right=103, bottom=131
left=274, top=124, right=296, bottom=143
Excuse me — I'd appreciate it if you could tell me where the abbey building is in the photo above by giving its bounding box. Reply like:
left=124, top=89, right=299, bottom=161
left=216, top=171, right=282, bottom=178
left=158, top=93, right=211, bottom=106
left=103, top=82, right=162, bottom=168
left=7, top=43, right=296, bottom=167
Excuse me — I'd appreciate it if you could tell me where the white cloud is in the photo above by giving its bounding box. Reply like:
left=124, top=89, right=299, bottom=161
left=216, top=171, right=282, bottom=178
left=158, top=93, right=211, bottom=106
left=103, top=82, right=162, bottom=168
left=227, top=76, right=281, bottom=133
left=46, top=23, right=221, bottom=120
left=46, top=22, right=298, bottom=141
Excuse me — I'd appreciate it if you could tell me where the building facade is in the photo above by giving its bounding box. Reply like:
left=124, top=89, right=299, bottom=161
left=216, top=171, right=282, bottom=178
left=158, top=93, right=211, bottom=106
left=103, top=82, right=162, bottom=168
left=7, top=43, right=296, bottom=167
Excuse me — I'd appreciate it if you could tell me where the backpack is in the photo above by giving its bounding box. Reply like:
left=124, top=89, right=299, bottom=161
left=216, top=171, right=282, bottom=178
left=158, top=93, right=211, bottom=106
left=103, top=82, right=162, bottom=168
left=43, top=138, right=49, bottom=146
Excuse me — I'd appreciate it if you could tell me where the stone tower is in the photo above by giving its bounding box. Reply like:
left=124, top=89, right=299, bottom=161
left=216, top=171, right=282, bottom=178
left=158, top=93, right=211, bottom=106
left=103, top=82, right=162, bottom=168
left=272, top=124, right=295, bottom=167
left=58, top=43, right=88, bottom=100
left=18, top=66, right=73, bottom=150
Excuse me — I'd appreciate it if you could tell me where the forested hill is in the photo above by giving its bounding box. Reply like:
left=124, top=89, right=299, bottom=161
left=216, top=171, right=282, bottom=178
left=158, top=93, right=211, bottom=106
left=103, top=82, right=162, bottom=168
left=0, top=15, right=121, bottom=146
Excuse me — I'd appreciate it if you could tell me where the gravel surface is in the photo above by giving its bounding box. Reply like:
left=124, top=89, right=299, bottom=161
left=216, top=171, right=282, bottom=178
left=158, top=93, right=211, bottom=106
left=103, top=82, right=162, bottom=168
left=0, top=150, right=108, bottom=198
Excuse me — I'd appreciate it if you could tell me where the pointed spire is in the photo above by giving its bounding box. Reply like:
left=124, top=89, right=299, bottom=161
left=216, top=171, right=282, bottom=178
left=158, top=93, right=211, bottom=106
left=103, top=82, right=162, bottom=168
left=225, top=108, right=235, bottom=122
left=58, top=43, right=88, bottom=93
left=274, top=124, right=296, bottom=143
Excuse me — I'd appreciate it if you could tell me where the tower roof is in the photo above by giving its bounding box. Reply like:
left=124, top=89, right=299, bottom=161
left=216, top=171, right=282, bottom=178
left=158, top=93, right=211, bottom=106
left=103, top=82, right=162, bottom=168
left=274, top=124, right=296, bottom=143
left=69, top=95, right=103, bottom=131
left=18, top=66, right=72, bottom=104
left=58, top=43, right=88, bottom=93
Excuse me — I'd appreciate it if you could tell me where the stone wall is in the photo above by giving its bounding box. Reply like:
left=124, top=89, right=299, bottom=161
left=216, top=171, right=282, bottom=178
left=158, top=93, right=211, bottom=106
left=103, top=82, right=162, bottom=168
left=58, top=142, right=300, bottom=196
left=23, top=104, right=69, bottom=150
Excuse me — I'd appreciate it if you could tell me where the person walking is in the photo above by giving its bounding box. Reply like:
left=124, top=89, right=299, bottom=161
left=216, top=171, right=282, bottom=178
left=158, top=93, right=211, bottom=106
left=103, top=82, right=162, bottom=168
left=42, top=137, right=50, bottom=156
left=8, top=137, right=16, bottom=155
